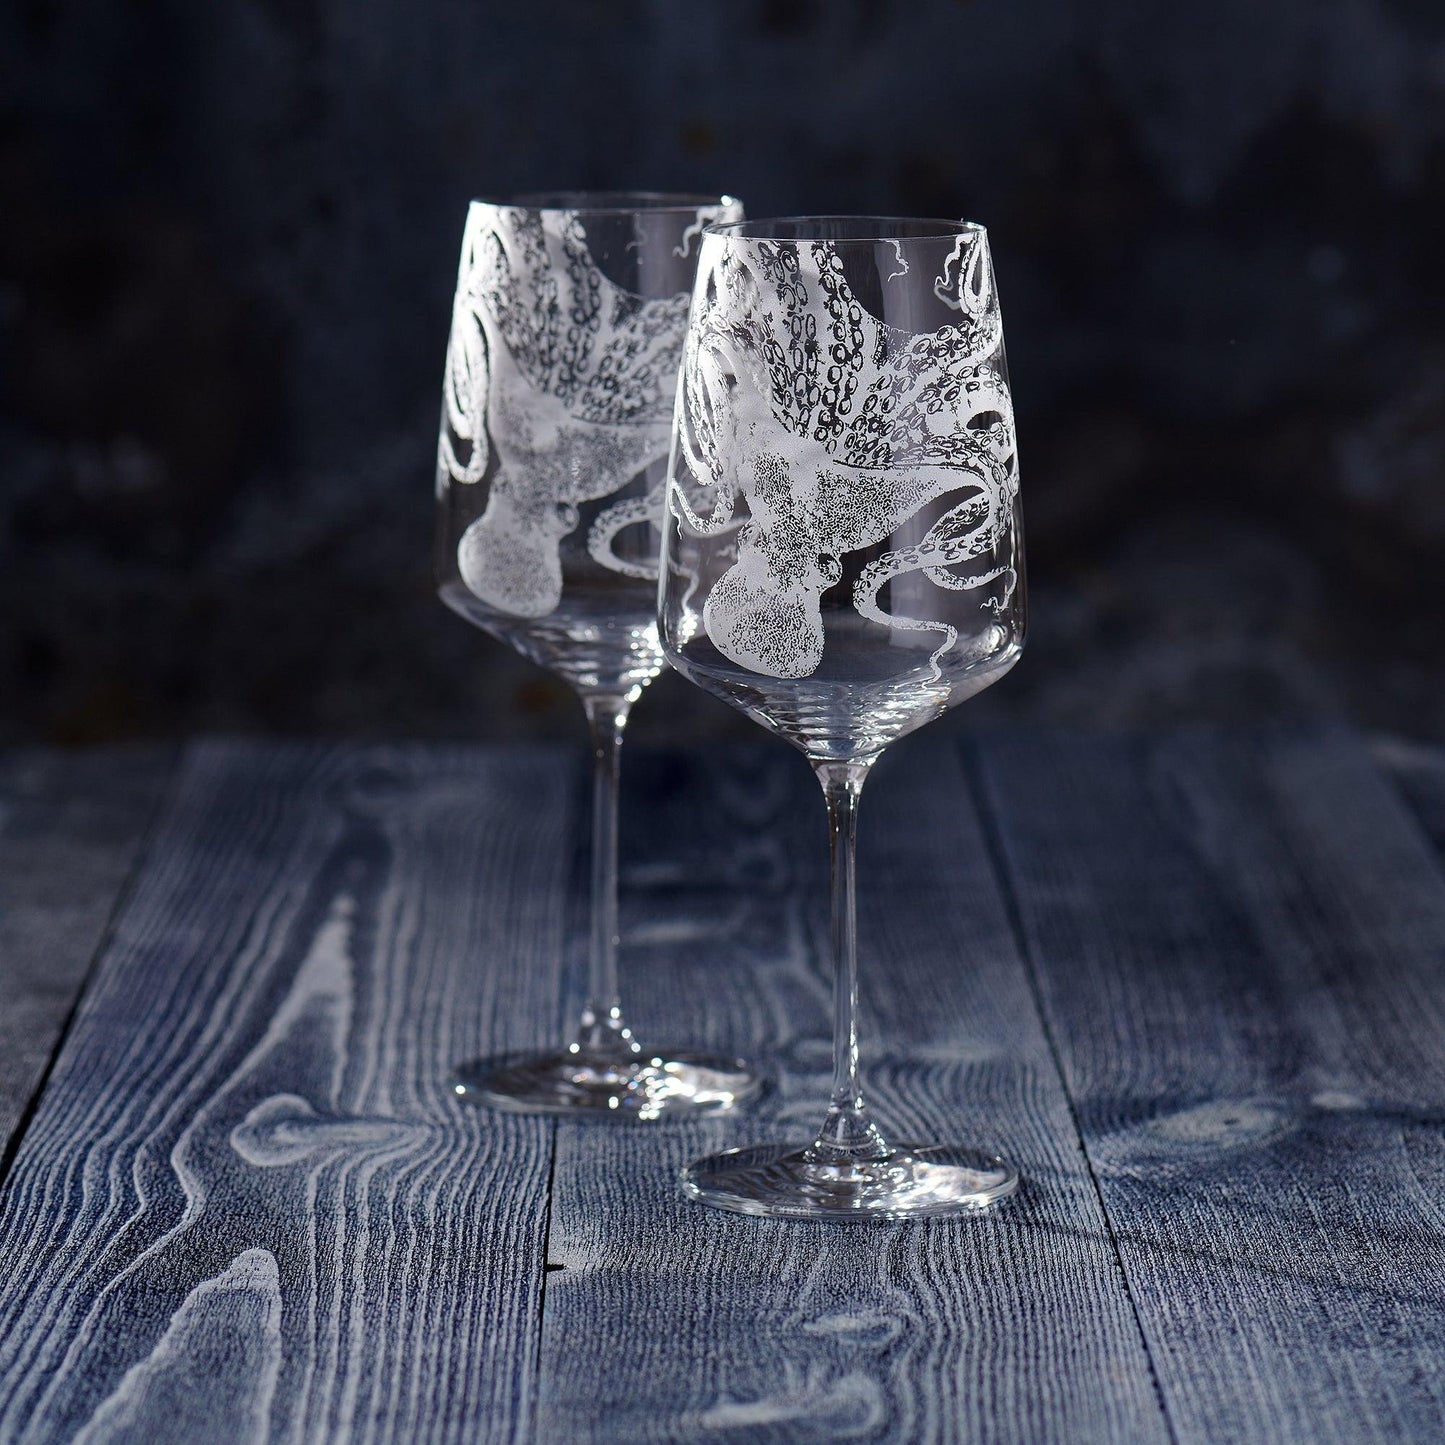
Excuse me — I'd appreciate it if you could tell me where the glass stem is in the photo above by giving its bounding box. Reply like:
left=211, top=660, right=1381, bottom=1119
left=576, top=691, right=639, bottom=1058
left=809, top=759, right=889, bottom=1164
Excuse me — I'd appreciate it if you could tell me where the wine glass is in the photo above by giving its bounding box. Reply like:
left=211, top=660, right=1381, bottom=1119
left=658, top=216, right=1025, bottom=1214
left=436, top=191, right=759, bottom=1118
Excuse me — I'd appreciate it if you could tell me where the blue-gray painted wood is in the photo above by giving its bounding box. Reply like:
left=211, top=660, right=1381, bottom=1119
left=0, top=748, right=170, bottom=1167
left=537, top=740, right=1170, bottom=1444
left=3, top=733, right=1442, bottom=1443
left=977, top=728, right=1445, bottom=1444
left=0, top=742, right=574, bottom=1443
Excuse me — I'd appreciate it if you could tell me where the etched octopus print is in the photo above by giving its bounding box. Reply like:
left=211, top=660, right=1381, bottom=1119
left=668, top=228, right=1019, bottom=680
left=437, top=203, right=718, bottom=619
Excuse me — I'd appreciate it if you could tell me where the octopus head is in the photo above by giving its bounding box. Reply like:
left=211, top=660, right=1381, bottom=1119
left=458, top=491, right=579, bottom=619
left=704, top=537, right=841, bottom=680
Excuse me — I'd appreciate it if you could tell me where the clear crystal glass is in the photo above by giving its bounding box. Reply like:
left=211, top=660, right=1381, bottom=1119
left=659, top=216, right=1025, bottom=1212
left=436, top=191, right=759, bottom=1118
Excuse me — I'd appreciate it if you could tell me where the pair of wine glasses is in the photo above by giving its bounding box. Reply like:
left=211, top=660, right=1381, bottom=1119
left=435, top=192, right=1024, bottom=1221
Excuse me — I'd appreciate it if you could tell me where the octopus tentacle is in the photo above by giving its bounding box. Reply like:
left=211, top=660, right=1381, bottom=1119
left=437, top=305, right=489, bottom=487
left=437, top=209, right=497, bottom=493
left=587, top=494, right=660, bottom=579
left=668, top=332, right=746, bottom=534
left=851, top=482, right=1008, bottom=679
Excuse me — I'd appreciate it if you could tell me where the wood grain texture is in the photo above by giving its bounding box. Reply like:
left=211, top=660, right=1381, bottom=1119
left=977, top=728, right=1445, bottom=1444
left=0, top=741, right=575, bottom=1444
left=537, top=739, right=1170, bottom=1445
left=0, top=748, right=170, bottom=1166
left=5, top=732, right=1437, bottom=1443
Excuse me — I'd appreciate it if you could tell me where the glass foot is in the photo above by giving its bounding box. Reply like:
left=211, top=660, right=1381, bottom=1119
left=451, top=1048, right=761, bottom=1120
left=680, top=1142, right=1018, bottom=1220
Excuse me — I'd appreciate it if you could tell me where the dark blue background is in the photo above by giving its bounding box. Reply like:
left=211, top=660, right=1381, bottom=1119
left=3, top=0, right=1442, bottom=744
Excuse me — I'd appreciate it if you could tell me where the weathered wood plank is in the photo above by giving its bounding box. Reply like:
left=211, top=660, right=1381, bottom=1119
left=0, top=748, right=171, bottom=1167
left=978, top=729, right=1445, bottom=1444
left=1372, top=735, right=1445, bottom=864
left=537, top=740, right=1170, bottom=1444
left=0, top=741, right=574, bottom=1444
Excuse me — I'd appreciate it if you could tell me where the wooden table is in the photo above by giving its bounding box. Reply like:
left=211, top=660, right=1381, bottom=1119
left=0, top=730, right=1442, bottom=1443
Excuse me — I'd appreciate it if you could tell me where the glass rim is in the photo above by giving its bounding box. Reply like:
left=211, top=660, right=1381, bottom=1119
left=702, top=215, right=988, bottom=244
left=469, top=190, right=740, bottom=217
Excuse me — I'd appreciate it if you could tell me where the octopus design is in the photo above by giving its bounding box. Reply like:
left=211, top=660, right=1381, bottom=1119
left=669, top=228, right=1019, bottom=679
left=437, top=203, right=715, bottom=618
